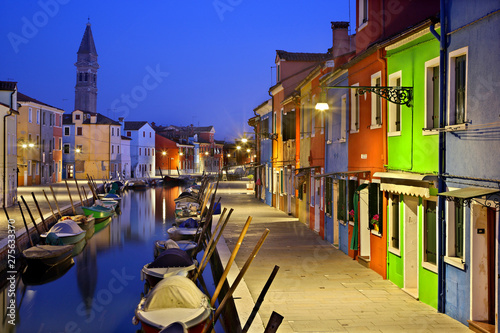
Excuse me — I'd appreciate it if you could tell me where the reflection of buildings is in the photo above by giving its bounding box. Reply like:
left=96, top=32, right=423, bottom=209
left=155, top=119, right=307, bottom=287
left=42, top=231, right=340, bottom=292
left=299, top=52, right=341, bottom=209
left=76, top=240, right=97, bottom=319
left=154, top=186, right=179, bottom=224
left=0, top=276, right=18, bottom=333
left=129, top=189, right=156, bottom=240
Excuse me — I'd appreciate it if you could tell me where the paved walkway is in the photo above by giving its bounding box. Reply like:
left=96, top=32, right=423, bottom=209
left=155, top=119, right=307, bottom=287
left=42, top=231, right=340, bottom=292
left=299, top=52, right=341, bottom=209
left=214, top=181, right=469, bottom=333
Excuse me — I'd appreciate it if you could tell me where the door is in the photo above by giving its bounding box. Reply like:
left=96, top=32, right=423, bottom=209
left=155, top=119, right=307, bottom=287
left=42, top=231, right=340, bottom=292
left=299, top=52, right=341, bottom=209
left=471, top=205, right=496, bottom=324
left=24, top=170, right=28, bottom=186
left=359, top=186, right=370, bottom=257
left=314, top=176, right=320, bottom=233
left=404, top=196, right=418, bottom=298
left=333, top=182, right=339, bottom=247
left=67, top=165, right=74, bottom=179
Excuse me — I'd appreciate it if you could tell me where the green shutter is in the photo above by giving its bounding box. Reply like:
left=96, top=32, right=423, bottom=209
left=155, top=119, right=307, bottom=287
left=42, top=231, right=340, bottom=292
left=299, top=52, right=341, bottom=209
left=455, top=201, right=464, bottom=258
left=337, top=179, right=345, bottom=221
left=425, top=201, right=437, bottom=265
left=325, top=177, right=332, bottom=215
left=392, top=195, right=400, bottom=249
left=348, top=180, right=356, bottom=221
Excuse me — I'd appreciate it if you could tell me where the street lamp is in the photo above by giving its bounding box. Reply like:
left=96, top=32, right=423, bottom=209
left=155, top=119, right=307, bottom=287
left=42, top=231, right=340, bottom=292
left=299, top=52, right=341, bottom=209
left=241, top=138, right=248, bottom=143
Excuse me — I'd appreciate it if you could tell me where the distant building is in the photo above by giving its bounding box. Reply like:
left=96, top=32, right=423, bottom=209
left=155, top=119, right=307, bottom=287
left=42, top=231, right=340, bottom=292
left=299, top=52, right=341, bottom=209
left=74, top=23, right=99, bottom=113
left=123, top=121, right=156, bottom=178
left=0, top=81, right=19, bottom=207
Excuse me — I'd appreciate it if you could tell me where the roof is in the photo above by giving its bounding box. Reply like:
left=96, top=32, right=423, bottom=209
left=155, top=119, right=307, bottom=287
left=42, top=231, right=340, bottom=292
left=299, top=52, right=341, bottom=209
left=124, top=121, right=149, bottom=130
left=438, top=187, right=500, bottom=200
left=0, top=81, right=17, bottom=91
left=78, top=23, right=97, bottom=55
left=63, top=112, right=120, bottom=125
left=121, top=135, right=132, bottom=140
left=192, top=126, right=214, bottom=133
left=62, top=114, right=73, bottom=125
left=276, top=50, right=331, bottom=62
left=17, top=92, right=64, bottom=111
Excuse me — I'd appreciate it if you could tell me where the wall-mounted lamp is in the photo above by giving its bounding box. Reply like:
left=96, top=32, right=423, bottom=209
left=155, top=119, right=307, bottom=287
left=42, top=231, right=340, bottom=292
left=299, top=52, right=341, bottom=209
left=246, top=148, right=250, bottom=153
left=162, top=151, right=167, bottom=156
left=28, top=143, right=34, bottom=148
left=236, top=146, right=241, bottom=150
left=315, top=90, right=329, bottom=111
left=241, top=138, right=248, bottom=143
left=21, top=143, right=27, bottom=148
left=227, top=153, right=231, bottom=157
left=205, top=151, right=209, bottom=155
left=179, top=152, right=184, bottom=156
left=75, top=148, right=81, bottom=153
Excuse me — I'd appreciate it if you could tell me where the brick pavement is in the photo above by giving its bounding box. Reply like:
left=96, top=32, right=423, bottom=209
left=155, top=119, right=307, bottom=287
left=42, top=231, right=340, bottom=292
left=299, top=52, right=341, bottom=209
left=214, top=181, right=469, bottom=333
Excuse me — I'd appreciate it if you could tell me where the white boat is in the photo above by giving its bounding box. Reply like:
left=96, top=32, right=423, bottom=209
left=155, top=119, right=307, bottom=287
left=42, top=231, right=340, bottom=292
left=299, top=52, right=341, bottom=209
left=41, top=219, right=86, bottom=245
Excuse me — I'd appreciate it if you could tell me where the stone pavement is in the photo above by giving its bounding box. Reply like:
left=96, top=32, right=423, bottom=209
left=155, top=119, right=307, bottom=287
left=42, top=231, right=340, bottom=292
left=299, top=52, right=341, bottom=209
left=214, top=181, right=469, bottom=333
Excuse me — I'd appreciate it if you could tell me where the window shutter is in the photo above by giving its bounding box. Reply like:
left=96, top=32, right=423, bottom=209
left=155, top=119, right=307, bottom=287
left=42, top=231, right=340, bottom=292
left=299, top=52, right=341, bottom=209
left=455, top=201, right=464, bottom=258
left=425, top=202, right=437, bottom=264
left=337, top=179, right=345, bottom=221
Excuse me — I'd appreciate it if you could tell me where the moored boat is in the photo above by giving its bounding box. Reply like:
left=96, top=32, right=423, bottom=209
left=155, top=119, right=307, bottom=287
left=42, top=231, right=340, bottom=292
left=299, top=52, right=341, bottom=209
left=22, top=244, right=74, bottom=268
left=41, top=219, right=86, bottom=245
left=154, top=240, right=198, bottom=259
left=82, top=204, right=115, bottom=222
left=133, top=276, right=211, bottom=333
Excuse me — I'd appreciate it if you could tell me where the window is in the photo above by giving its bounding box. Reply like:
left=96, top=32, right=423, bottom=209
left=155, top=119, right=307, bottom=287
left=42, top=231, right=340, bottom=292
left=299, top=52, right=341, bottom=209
left=325, top=177, right=333, bottom=216
left=42, top=112, right=46, bottom=125
left=58, top=138, right=62, bottom=150
left=76, top=127, right=83, bottom=136
left=371, top=72, right=382, bottom=127
left=36, top=135, right=39, bottom=146
left=424, top=200, right=437, bottom=265
left=64, top=127, right=70, bottom=136
left=28, top=160, right=32, bottom=176
left=300, top=104, right=304, bottom=139
left=447, top=200, right=464, bottom=260
left=149, top=132, right=151, bottom=138
left=261, top=117, right=269, bottom=138
left=127, top=131, right=131, bottom=137
left=143, top=131, right=145, bottom=137
left=28, top=133, right=32, bottom=143
left=112, top=128, right=115, bottom=136
left=390, top=194, right=400, bottom=252
left=117, top=128, right=120, bottom=136
left=368, top=183, right=383, bottom=233
left=340, top=94, right=347, bottom=142
left=152, top=148, right=154, bottom=156
left=28, top=107, right=32, bottom=123
left=139, top=148, right=141, bottom=155
left=350, top=83, right=359, bottom=132
left=273, top=112, right=276, bottom=136
left=36, top=109, right=40, bottom=124
left=425, top=57, right=440, bottom=131
left=282, top=110, right=296, bottom=141
left=310, top=97, right=315, bottom=137
left=337, top=179, right=346, bottom=221
left=76, top=145, right=83, bottom=153
left=111, top=145, right=114, bottom=154
left=36, top=162, right=39, bottom=175
left=149, top=164, right=152, bottom=171
left=448, top=48, right=467, bottom=126
left=63, top=144, right=70, bottom=154
left=117, top=145, right=120, bottom=154
left=359, top=0, right=368, bottom=27
left=347, top=180, right=356, bottom=222
left=75, top=114, right=81, bottom=120
left=388, top=71, right=402, bottom=135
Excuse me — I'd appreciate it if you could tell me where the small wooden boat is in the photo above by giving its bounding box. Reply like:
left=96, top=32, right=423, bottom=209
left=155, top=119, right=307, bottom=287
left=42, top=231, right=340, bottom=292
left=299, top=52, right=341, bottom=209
left=154, top=240, right=198, bottom=259
left=167, top=219, right=200, bottom=241
left=174, top=216, right=200, bottom=225
left=82, top=204, right=115, bottom=222
left=22, top=256, right=75, bottom=286
left=22, top=244, right=74, bottom=268
left=128, top=180, right=149, bottom=189
left=98, top=192, right=122, bottom=201
left=163, top=175, right=186, bottom=186
left=133, top=276, right=211, bottom=333
left=41, top=220, right=86, bottom=245
left=141, top=248, right=197, bottom=291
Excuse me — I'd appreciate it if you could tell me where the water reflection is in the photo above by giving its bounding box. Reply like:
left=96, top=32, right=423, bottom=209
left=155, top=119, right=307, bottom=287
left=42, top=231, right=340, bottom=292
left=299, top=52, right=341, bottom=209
left=4, top=186, right=192, bottom=333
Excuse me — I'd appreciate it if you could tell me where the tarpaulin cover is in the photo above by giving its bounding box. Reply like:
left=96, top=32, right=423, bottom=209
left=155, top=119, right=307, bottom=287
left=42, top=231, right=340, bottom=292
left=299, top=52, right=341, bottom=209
left=148, top=248, right=193, bottom=269
left=144, top=275, right=209, bottom=311
left=49, top=220, right=84, bottom=235
left=179, top=218, right=198, bottom=228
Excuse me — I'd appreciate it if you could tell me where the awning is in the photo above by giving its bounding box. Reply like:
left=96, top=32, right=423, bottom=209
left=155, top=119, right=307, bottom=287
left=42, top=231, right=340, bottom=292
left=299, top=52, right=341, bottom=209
left=380, top=183, right=431, bottom=198
left=314, top=170, right=370, bottom=178
left=437, top=187, right=500, bottom=199
left=373, top=171, right=438, bottom=182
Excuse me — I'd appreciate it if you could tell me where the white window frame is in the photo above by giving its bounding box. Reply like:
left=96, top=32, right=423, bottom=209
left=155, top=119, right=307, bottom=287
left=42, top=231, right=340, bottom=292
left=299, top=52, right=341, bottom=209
left=388, top=71, right=402, bottom=136
left=447, top=46, right=468, bottom=129
left=388, top=193, right=401, bottom=256
left=422, top=198, right=438, bottom=273
left=350, top=83, right=360, bottom=133
left=370, top=71, right=382, bottom=129
left=64, top=126, right=70, bottom=136
left=36, top=109, right=40, bottom=124
left=424, top=57, right=440, bottom=135
left=340, top=94, right=347, bottom=142
left=444, top=199, right=466, bottom=270
left=28, top=107, right=32, bottom=123
left=358, top=0, right=368, bottom=32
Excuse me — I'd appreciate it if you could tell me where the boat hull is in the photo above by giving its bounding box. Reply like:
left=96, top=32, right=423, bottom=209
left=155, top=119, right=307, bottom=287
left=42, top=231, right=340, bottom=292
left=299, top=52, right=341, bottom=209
left=82, top=206, right=114, bottom=222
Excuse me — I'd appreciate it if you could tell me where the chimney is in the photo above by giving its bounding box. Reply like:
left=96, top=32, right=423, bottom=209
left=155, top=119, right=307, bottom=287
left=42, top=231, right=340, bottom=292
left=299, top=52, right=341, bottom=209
left=90, top=114, right=97, bottom=124
left=331, top=21, right=350, bottom=58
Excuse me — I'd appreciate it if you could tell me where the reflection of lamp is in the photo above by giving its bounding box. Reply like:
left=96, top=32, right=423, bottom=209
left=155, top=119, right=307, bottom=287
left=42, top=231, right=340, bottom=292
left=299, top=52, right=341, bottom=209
left=205, top=151, right=208, bottom=155
left=179, top=152, right=184, bottom=156
left=246, top=148, right=250, bottom=153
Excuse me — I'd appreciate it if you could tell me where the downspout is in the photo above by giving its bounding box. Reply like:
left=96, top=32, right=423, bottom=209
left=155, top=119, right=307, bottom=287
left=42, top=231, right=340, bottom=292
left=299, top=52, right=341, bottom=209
left=430, top=0, right=447, bottom=313
left=3, top=90, right=16, bottom=207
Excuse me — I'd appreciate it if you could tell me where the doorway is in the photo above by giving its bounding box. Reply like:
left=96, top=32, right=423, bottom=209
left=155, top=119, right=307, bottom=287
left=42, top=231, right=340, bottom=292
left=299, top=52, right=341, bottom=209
left=359, top=186, right=370, bottom=257
left=67, top=164, right=74, bottom=179
left=403, top=196, right=419, bottom=298
left=333, top=182, right=339, bottom=247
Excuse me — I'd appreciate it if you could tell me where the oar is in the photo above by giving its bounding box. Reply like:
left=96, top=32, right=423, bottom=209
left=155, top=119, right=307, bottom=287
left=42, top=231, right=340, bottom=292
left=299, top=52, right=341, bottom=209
left=49, top=186, right=62, bottom=217
left=82, top=186, right=89, bottom=203
left=42, top=189, right=58, bottom=220
left=64, top=180, right=76, bottom=215
left=87, top=181, right=98, bottom=201
left=242, top=265, right=280, bottom=333
left=20, top=196, right=41, bottom=237
left=18, top=202, right=34, bottom=247
left=264, top=312, right=284, bottom=333
left=75, top=179, right=84, bottom=207
left=31, top=192, right=48, bottom=232
left=201, top=228, right=270, bottom=333
left=193, top=208, right=233, bottom=282
left=210, top=216, right=252, bottom=307
left=3, top=206, right=22, bottom=253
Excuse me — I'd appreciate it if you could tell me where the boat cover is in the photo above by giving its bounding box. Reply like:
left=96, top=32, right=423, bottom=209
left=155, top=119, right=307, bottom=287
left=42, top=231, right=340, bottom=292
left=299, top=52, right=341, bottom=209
left=148, top=248, right=193, bottom=269
left=60, top=215, right=87, bottom=223
left=178, top=219, right=198, bottom=228
left=23, top=245, right=73, bottom=259
left=49, top=220, right=84, bottom=235
left=160, top=239, right=180, bottom=250
left=144, top=276, right=209, bottom=311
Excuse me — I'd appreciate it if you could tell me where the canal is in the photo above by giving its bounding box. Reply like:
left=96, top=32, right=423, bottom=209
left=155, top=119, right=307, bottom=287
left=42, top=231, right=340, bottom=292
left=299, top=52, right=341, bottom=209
left=1, top=186, right=225, bottom=333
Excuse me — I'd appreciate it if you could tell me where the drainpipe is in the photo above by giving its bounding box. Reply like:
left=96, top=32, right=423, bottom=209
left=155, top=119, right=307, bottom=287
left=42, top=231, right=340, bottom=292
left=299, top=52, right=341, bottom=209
left=3, top=90, right=16, bottom=207
left=430, top=0, right=447, bottom=314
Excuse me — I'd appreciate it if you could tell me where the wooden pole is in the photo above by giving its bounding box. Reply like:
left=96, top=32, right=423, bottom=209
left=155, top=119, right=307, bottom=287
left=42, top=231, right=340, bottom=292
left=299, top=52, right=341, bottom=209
left=264, top=312, right=284, bottom=333
left=64, top=180, right=76, bottom=215
left=31, top=192, right=48, bottom=232
left=49, top=186, right=62, bottom=217
left=193, top=208, right=233, bottom=281
left=202, top=228, right=270, bottom=333
left=20, top=196, right=41, bottom=237
left=210, top=216, right=253, bottom=307
left=42, top=189, right=57, bottom=220
left=82, top=186, right=89, bottom=203
left=87, top=181, right=98, bottom=201
left=242, top=265, right=280, bottom=333
left=18, top=202, right=34, bottom=247
left=3, top=206, right=23, bottom=253
left=74, top=179, right=84, bottom=206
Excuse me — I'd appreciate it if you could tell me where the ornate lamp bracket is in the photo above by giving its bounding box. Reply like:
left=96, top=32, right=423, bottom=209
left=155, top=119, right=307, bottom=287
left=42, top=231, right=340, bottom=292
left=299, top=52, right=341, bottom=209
left=357, top=86, right=413, bottom=107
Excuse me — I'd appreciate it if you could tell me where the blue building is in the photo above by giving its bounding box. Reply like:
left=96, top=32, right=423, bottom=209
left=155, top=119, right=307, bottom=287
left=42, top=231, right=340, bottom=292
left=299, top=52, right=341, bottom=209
left=437, top=1, right=500, bottom=330
left=253, top=99, right=273, bottom=206
left=62, top=114, right=76, bottom=179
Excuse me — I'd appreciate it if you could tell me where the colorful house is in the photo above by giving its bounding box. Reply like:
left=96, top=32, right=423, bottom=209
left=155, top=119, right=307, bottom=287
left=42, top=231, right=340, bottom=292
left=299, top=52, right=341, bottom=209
left=252, top=99, right=272, bottom=205
left=0, top=81, right=18, bottom=207
left=436, top=1, right=500, bottom=330
left=155, top=133, right=180, bottom=176
left=123, top=121, right=156, bottom=178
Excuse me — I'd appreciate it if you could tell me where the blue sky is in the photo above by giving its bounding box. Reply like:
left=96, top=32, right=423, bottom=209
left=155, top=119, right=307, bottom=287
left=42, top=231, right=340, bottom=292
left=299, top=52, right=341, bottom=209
left=1, top=0, right=353, bottom=140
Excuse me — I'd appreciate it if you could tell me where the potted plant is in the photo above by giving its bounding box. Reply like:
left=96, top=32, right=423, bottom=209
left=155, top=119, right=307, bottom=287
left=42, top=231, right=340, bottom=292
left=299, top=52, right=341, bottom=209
left=349, top=209, right=355, bottom=221
left=370, top=214, right=380, bottom=232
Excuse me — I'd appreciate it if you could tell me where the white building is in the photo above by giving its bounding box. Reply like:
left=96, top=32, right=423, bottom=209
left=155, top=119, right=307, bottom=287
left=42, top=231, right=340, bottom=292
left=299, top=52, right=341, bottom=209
left=122, top=121, right=156, bottom=178
left=120, top=135, right=132, bottom=179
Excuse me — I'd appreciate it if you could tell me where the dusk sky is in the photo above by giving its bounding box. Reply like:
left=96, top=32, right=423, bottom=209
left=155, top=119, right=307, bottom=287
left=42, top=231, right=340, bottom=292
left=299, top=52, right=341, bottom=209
left=2, top=0, right=353, bottom=141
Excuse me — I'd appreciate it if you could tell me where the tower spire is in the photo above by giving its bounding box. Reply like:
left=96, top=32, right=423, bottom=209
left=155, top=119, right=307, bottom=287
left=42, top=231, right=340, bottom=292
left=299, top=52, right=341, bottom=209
left=74, top=22, right=99, bottom=113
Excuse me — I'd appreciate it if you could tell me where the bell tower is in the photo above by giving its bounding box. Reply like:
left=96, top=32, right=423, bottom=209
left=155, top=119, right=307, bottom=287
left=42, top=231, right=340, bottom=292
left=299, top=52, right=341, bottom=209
left=74, top=22, right=99, bottom=113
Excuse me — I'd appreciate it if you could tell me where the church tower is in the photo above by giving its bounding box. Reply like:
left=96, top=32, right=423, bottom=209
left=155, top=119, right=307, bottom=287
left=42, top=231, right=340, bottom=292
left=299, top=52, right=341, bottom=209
left=74, top=22, right=99, bottom=113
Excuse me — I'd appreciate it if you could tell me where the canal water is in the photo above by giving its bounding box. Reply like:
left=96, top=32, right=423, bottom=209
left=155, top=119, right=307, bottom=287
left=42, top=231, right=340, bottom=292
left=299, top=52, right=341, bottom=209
left=2, top=186, right=225, bottom=333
